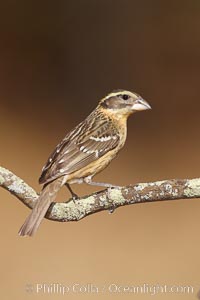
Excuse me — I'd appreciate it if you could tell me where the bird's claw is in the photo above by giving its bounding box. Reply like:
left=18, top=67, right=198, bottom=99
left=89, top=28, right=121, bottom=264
left=108, top=205, right=116, bottom=214
left=72, top=194, right=79, bottom=204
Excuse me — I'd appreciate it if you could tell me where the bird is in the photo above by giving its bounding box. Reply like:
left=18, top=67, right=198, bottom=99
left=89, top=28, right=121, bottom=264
left=18, top=89, right=151, bottom=236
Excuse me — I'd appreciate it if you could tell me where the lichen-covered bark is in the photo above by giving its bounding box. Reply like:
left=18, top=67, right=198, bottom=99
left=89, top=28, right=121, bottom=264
left=0, top=166, right=38, bottom=208
left=0, top=166, right=199, bottom=222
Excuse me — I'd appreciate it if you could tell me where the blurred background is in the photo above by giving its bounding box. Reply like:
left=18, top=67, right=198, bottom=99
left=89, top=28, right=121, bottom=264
left=1, top=0, right=200, bottom=299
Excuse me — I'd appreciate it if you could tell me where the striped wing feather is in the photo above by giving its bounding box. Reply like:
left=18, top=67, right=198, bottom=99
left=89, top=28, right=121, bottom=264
left=39, top=112, right=119, bottom=184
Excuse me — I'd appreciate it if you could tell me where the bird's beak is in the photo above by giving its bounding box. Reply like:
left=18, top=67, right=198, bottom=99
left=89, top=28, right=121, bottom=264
left=132, top=98, right=151, bottom=111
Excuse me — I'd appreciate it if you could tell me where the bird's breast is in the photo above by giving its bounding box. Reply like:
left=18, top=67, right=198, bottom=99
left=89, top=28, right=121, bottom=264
left=67, top=123, right=127, bottom=184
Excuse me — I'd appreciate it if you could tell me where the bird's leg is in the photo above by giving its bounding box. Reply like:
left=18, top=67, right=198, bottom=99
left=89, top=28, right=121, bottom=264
left=84, top=176, right=121, bottom=188
left=84, top=177, right=119, bottom=214
left=65, top=183, right=79, bottom=201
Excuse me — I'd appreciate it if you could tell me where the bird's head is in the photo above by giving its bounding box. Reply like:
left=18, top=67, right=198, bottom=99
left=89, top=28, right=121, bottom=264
left=99, top=89, right=151, bottom=118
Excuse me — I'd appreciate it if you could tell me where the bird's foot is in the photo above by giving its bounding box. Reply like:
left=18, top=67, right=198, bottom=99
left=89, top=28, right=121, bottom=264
left=72, top=193, right=79, bottom=204
left=108, top=204, right=116, bottom=214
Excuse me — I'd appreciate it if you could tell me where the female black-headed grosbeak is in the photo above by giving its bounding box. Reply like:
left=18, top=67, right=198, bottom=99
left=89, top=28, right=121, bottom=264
left=19, top=90, right=151, bottom=236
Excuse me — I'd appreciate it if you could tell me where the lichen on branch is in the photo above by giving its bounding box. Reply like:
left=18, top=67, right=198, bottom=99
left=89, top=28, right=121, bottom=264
left=0, top=166, right=200, bottom=223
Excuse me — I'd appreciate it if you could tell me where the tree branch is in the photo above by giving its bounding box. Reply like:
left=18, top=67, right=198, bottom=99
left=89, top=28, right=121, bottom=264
left=0, top=166, right=200, bottom=222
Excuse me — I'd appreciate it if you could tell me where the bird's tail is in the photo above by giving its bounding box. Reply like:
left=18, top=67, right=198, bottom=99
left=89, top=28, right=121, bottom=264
left=18, top=178, right=63, bottom=237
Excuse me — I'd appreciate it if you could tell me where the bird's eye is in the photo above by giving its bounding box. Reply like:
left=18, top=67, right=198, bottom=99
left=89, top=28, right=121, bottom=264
left=122, top=94, right=129, bottom=100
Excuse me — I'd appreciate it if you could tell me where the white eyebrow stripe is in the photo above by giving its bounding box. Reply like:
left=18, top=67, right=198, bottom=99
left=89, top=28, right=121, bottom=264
left=104, top=91, right=134, bottom=99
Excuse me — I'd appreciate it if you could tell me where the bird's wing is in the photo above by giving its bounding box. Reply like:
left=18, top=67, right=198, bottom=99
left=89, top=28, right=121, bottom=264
left=39, top=112, right=120, bottom=184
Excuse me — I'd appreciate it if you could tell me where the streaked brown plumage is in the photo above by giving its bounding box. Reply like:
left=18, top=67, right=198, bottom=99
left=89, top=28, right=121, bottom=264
left=19, top=90, right=151, bottom=236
